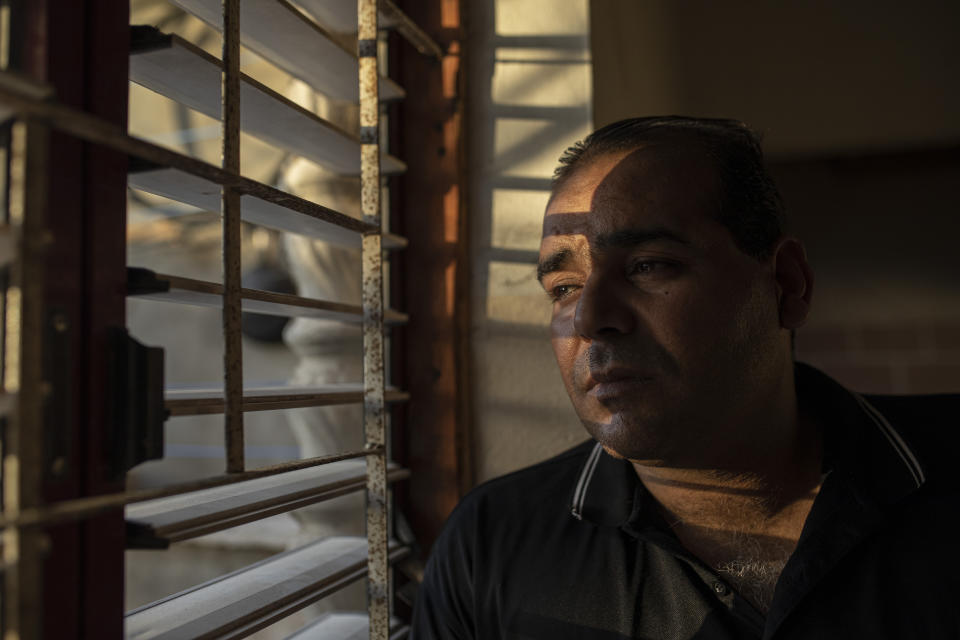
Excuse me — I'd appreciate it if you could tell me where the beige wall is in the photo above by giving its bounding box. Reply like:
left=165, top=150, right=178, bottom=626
left=775, top=155, right=960, bottom=395
left=465, top=0, right=594, bottom=482
left=591, top=0, right=960, bottom=156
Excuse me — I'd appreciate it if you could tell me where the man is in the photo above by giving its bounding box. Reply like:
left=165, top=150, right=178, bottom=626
left=410, top=117, right=958, bottom=639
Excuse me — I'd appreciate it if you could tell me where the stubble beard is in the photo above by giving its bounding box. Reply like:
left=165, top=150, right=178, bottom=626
left=573, top=381, right=687, bottom=463
left=568, top=340, right=690, bottom=462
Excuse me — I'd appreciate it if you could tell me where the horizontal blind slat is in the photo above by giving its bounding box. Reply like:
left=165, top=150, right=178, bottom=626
left=290, top=0, right=398, bottom=34
left=285, top=612, right=408, bottom=640
left=0, top=71, right=392, bottom=233
left=129, top=33, right=405, bottom=175
left=0, top=449, right=380, bottom=530
left=164, top=383, right=410, bottom=416
left=128, top=269, right=408, bottom=324
left=126, top=461, right=409, bottom=545
left=128, top=167, right=407, bottom=249
left=168, top=0, right=404, bottom=101
left=124, top=537, right=409, bottom=640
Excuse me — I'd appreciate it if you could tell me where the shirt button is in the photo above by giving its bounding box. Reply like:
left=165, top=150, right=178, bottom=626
left=713, top=581, right=729, bottom=596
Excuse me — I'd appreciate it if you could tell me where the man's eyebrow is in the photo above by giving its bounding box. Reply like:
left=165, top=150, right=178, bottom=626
left=536, top=248, right=573, bottom=284
left=594, top=227, right=692, bottom=251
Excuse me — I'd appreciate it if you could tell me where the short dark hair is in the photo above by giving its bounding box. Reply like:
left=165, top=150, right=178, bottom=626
left=553, top=116, right=783, bottom=260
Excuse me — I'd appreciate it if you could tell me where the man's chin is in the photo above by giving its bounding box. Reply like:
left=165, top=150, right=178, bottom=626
left=581, top=413, right=672, bottom=462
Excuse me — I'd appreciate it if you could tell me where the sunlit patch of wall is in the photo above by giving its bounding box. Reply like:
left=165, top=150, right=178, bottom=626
left=466, top=0, right=594, bottom=483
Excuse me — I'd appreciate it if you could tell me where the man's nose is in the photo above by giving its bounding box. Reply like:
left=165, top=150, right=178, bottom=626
left=573, top=273, right=635, bottom=339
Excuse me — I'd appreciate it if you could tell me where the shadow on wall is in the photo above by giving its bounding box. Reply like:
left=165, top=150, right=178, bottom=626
left=466, top=1, right=595, bottom=483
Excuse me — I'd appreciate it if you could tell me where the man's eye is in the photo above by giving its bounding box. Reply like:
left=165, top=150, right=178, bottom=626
left=628, top=260, right=671, bottom=276
left=548, top=284, right=578, bottom=302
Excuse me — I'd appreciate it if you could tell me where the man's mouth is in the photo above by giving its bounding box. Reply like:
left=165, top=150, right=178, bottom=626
left=586, top=368, right=654, bottom=401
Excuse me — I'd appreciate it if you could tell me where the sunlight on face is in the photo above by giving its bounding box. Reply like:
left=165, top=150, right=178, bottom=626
left=539, top=146, right=786, bottom=465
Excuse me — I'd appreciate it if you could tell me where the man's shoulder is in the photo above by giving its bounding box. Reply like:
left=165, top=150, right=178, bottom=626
left=413, top=441, right=606, bottom=635
left=862, top=391, right=960, bottom=489
left=441, top=439, right=596, bottom=535
left=862, top=391, right=960, bottom=443
left=461, top=439, right=595, bottom=511
left=863, top=390, right=960, bottom=419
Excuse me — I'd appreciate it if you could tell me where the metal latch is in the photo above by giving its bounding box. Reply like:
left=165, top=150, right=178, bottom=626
left=106, top=327, right=167, bottom=480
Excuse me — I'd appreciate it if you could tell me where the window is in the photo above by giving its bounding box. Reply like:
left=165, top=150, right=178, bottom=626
left=0, top=0, right=458, bottom=637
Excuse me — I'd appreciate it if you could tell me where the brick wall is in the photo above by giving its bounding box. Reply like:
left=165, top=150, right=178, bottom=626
left=797, top=322, right=960, bottom=395
left=772, top=148, right=960, bottom=397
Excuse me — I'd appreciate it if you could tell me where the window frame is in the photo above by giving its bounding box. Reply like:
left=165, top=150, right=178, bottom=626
left=0, top=0, right=466, bottom=637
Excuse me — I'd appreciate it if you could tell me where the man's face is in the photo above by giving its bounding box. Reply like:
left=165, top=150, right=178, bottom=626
left=539, top=145, right=789, bottom=465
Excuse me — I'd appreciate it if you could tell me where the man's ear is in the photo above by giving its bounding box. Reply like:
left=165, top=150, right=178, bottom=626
left=771, top=237, right=813, bottom=330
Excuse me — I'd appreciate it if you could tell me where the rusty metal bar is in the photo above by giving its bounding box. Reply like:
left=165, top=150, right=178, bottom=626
left=379, top=0, right=443, bottom=60
left=165, top=385, right=410, bottom=417
left=129, top=270, right=410, bottom=324
left=221, top=0, right=244, bottom=474
left=0, top=448, right=382, bottom=531
left=2, top=118, right=49, bottom=640
left=359, top=0, right=389, bottom=636
left=162, top=0, right=406, bottom=103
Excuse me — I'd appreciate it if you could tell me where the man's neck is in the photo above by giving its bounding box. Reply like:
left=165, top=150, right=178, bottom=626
left=630, top=390, right=824, bottom=612
left=631, top=362, right=822, bottom=520
left=631, top=412, right=823, bottom=529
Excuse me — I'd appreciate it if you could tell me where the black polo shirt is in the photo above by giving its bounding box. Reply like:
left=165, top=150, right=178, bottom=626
left=410, top=364, right=960, bottom=639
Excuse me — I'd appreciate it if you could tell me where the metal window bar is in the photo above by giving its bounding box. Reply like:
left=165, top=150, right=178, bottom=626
left=292, top=0, right=443, bottom=61
left=164, top=383, right=409, bottom=417
left=358, top=0, right=390, bottom=636
left=0, top=0, right=443, bottom=635
left=1, top=113, right=51, bottom=640
left=221, top=0, right=244, bottom=475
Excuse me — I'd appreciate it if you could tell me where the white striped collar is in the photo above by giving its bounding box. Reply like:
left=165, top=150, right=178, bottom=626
left=570, top=442, right=604, bottom=520
left=568, top=441, right=638, bottom=526
left=851, top=392, right=926, bottom=489
left=568, top=364, right=929, bottom=526
left=795, top=362, right=928, bottom=501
